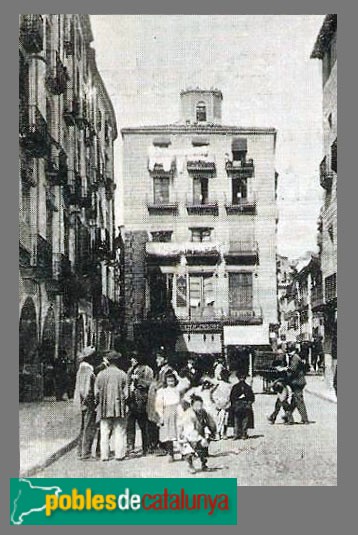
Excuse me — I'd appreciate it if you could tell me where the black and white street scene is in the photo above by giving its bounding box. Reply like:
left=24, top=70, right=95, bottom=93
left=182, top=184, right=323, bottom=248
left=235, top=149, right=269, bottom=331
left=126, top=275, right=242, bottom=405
left=19, top=14, right=337, bottom=485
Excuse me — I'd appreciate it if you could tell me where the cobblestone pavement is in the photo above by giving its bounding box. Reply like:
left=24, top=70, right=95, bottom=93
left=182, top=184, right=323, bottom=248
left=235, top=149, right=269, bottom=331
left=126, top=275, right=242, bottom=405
left=34, top=387, right=337, bottom=486
left=20, top=399, right=79, bottom=475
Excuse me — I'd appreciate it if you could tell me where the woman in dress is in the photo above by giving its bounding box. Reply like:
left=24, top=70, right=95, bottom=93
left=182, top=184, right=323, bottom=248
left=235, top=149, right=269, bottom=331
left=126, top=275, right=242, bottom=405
left=155, top=373, right=181, bottom=462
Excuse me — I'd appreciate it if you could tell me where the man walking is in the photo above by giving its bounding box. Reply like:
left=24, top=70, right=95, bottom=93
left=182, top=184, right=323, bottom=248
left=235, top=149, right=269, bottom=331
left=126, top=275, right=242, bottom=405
left=95, top=351, right=128, bottom=461
left=74, top=346, right=97, bottom=460
left=285, top=342, right=309, bottom=424
left=126, top=350, right=154, bottom=456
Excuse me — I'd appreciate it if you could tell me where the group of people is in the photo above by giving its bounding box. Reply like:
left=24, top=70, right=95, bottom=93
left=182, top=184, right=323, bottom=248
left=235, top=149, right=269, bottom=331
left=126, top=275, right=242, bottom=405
left=267, top=342, right=310, bottom=425
left=73, top=348, right=256, bottom=473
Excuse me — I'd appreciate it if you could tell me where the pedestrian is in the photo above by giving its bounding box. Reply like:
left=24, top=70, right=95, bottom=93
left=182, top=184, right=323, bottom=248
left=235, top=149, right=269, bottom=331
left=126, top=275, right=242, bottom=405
left=73, top=346, right=97, bottom=461
left=95, top=351, right=129, bottom=462
left=179, top=354, right=201, bottom=387
left=210, top=368, right=232, bottom=439
left=179, top=394, right=217, bottom=474
left=155, top=373, right=182, bottom=462
left=146, top=347, right=175, bottom=453
left=126, top=350, right=154, bottom=456
left=267, top=377, right=293, bottom=425
left=230, top=372, right=255, bottom=440
left=213, top=355, right=227, bottom=381
left=285, top=342, right=309, bottom=424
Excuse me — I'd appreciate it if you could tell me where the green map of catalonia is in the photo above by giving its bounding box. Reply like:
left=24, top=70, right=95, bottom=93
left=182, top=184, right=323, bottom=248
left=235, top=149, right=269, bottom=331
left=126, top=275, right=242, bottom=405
left=11, top=479, right=62, bottom=525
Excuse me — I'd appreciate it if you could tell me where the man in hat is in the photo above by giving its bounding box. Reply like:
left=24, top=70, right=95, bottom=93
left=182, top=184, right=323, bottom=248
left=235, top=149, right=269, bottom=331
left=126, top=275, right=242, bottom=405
left=95, top=351, right=129, bottom=461
left=74, top=346, right=97, bottom=460
left=126, top=350, right=154, bottom=456
left=284, top=342, right=309, bottom=424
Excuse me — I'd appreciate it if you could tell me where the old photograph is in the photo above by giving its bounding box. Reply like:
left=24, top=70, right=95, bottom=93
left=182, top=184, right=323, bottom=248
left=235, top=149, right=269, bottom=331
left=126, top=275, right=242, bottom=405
left=19, top=14, right=337, bottom=485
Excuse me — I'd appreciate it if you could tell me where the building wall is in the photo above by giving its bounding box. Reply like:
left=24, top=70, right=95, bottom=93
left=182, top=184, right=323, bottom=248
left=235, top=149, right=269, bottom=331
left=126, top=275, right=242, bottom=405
left=122, top=124, right=278, bottom=349
left=19, top=15, right=119, bottom=400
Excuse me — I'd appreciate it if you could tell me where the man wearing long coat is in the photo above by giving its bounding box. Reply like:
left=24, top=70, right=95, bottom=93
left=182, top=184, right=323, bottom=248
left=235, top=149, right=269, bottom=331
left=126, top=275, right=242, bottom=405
left=126, top=351, right=154, bottom=455
left=286, top=343, right=309, bottom=424
left=73, top=346, right=97, bottom=460
left=95, top=351, right=128, bottom=461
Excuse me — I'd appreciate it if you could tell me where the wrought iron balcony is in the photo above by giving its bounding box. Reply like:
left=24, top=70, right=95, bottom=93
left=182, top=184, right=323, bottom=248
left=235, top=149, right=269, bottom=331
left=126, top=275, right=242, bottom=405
left=36, top=234, right=53, bottom=279
left=19, top=105, right=49, bottom=158
left=320, top=156, right=333, bottom=190
left=187, top=158, right=216, bottom=175
left=19, top=15, right=43, bottom=53
left=46, top=52, right=69, bottom=95
left=225, top=158, right=254, bottom=178
left=311, top=285, right=324, bottom=310
left=325, top=273, right=337, bottom=304
left=63, top=97, right=80, bottom=126
left=224, top=193, right=256, bottom=215
left=186, top=197, right=219, bottom=215
left=227, top=306, right=263, bottom=324
left=47, top=143, right=68, bottom=186
left=146, top=194, right=179, bottom=215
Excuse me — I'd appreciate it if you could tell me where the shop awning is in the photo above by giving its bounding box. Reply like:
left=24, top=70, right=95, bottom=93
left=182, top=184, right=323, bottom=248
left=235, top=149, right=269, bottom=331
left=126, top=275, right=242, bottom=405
left=175, top=333, right=222, bottom=353
left=223, top=323, right=269, bottom=346
left=192, top=137, right=210, bottom=146
left=153, top=136, right=171, bottom=147
left=232, top=137, right=247, bottom=152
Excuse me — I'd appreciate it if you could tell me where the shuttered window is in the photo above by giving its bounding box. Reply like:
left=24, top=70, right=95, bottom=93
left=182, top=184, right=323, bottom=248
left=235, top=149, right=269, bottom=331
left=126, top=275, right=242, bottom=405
left=229, top=272, right=253, bottom=310
left=153, top=177, right=170, bottom=204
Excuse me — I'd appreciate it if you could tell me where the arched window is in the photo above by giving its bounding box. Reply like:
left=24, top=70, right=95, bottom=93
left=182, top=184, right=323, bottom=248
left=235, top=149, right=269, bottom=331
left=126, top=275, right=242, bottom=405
left=196, top=101, right=207, bottom=122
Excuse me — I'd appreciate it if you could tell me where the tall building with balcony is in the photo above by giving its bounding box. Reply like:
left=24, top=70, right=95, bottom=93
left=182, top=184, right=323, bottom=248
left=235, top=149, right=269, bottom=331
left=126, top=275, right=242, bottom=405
left=121, top=89, right=278, bottom=370
left=19, top=14, right=120, bottom=401
left=311, top=14, right=337, bottom=374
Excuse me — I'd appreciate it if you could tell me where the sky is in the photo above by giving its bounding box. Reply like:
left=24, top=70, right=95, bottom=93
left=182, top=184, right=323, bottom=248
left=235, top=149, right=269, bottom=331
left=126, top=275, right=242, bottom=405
left=90, top=15, right=325, bottom=259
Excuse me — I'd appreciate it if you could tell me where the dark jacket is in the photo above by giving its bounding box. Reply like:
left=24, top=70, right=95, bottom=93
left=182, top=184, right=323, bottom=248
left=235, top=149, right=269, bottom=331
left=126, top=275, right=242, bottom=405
left=287, top=353, right=306, bottom=389
left=127, top=364, right=154, bottom=412
left=230, top=381, right=255, bottom=428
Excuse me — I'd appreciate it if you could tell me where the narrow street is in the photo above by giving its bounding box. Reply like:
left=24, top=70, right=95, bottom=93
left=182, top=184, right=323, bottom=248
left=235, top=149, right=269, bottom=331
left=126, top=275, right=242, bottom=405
left=34, top=388, right=337, bottom=486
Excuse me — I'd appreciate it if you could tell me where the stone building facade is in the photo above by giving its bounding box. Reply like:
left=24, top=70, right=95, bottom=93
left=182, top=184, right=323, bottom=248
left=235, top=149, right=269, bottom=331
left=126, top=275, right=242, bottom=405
left=121, top=89, right=278, bottom=371
left=278, top=255, right=324, bottom=349
left=311, top=14, right=337, bottom=376
left=19, top=14, right=120, bottom=400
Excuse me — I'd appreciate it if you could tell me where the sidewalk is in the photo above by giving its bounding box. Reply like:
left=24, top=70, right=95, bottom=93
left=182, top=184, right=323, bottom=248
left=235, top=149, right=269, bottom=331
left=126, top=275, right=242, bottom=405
left=19, top=399, right=80, bottom=477
left=305, top=374, right=337, bottom=403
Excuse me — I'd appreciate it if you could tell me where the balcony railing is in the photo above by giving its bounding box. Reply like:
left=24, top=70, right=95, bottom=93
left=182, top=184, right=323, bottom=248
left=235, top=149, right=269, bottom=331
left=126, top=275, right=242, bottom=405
left=146, top=194, right=179, bottom=214
left=63, top=97, right=80, bottom=126
left=19, top=105, right=49, bottom=158
left=187, top=158, right=216, bottom=175
left=186, top=197, right=219, bottom=215
left=146, top=306, right=263, bottom=326
left=225, top=158, right=254, bottom=178
left=325, top=273, right=337, bottom=303
left=36, top=234, right=53, bottom=278
left=47, top=143, right=68, bottom=186
left=224, top=193, right=256, bottom=214
left=20, top=15, right=43, bottom=53
left=320, top=156, right=333, bottom=190
left=46, top=52, right=69, bottom=95
left=311, top=285, right=324, bottom=309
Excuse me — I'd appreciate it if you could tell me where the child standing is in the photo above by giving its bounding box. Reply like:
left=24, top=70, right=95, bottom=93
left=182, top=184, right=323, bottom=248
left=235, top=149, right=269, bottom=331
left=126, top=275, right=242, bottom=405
left=230, top=373, right=255, bottom=440
left=179, top=394, right=217, bottom=473
left=155, top=373, right=181, bottom=462
left=210, top=369, right=232, bottom=439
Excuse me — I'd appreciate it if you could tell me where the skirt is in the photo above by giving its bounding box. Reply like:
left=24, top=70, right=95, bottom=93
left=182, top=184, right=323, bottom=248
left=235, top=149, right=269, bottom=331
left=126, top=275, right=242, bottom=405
left=159, top=405, right=178, bottom=442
